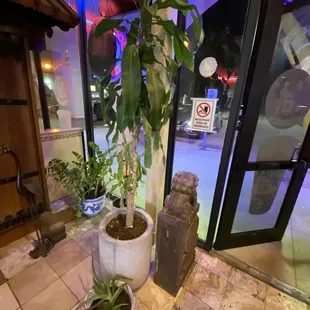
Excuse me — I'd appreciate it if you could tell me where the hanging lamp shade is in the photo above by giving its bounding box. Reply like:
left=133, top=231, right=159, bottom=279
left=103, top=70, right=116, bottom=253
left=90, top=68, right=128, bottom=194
left=99, top=0, right=137, bottom=18
left=88, top=18, right=116, bottom=79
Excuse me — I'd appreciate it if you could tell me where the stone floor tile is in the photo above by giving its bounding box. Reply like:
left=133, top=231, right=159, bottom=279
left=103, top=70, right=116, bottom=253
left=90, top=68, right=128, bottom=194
left=265, top=286, right=307, bottom=310
left=0, top=269, right=6, bottom=285
left=173, top=288, right=212, bottom=309
left=45, top=240, right=88, bottom=276
left=135, top=278, right=175, bottom=310
left=195, top=247, right=203, bottom=263
left=135, top=298, right=150, bottom=310
left=93, top=248, right=100, bottom=263
left=198, top=253, right=232, bottom=280
left=184, top=263, right=226, bottom=310
left=8, top=260, right=58, bottom=305
left=74, top=227, right=99, bottom=254
left=61, top=256, right=94, bottom=300
left=65, top=217, right=94, bottom=239
left=0, top=283, right=19, bottom=310
left=70, top=302, right=85, bottom=309
left=220, top=282, right=264, bottom=310
left=26, top=231, right=71, bottom=254
left=22, top=279, right=77, bottom=310
left=228, top=267, right=267, bottom=302
left=0, top=237, right=38, bottom=280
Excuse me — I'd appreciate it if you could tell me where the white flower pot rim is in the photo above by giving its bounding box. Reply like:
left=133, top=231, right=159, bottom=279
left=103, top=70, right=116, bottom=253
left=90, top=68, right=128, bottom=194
left=99, top=208, right=153, bottom=245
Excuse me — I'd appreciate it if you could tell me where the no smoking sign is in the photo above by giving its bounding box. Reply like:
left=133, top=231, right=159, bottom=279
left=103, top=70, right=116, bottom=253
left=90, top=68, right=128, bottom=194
left=196, top=102, right=211, bottom=118
left=190, top=98, right=218, bottom=132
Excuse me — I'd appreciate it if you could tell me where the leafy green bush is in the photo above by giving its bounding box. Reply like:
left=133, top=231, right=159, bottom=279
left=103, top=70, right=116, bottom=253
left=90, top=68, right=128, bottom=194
left=48, top=142, right=115, bottom=215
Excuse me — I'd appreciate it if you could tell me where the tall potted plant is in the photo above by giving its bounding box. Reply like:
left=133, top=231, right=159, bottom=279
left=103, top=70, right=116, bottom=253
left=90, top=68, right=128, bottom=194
left=96, top=0, right=203, bottom=290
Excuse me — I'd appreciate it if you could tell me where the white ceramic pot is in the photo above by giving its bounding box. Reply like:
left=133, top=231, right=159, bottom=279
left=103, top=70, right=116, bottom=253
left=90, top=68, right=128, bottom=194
left=85, top=282, right=135, bottom=309
left=98, top=208, right=153, bottom=291
left=81, top=195, right=106, bottom=216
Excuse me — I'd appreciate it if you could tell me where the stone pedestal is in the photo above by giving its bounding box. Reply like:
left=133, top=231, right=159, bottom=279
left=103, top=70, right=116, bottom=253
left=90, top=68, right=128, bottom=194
left=154, top=171, right=199, bottom=296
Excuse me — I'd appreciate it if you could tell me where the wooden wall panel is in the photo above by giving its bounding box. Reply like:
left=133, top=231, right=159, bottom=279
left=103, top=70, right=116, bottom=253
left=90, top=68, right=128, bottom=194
left=0, top=105, right=38, bottom=178
left=0, top=32, right=48, bottom=246
left=0, top=57, right=26, bottom=100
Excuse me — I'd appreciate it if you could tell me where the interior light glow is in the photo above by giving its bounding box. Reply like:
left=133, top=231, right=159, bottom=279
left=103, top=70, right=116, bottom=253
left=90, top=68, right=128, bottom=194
left=43, top=63, right=52, bottom=70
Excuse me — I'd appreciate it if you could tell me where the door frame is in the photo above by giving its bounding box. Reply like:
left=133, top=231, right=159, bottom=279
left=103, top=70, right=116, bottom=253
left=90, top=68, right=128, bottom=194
left=210, top=0, right=310, bottom=250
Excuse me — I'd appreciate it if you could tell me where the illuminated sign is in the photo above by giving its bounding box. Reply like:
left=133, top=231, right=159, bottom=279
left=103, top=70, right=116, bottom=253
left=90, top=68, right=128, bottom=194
left=112, top=29, right=127, bottom=82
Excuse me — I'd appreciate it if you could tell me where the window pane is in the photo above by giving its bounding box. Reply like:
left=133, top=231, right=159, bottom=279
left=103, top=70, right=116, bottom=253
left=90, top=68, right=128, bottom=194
left=172, top=0, right=249, bottom=239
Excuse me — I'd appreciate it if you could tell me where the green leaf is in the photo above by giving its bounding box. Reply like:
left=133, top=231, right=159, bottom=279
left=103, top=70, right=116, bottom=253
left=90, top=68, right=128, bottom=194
left=154, top=18, right=189, bottom=43
left=127, top=18, right=140, bottom=45
left=153, top=131, right=160, bottom=151
left=116, top=97, right=126, bottom=132
left=174, top=37, right=194, bottom=71
left=95, top=19, right=126, bottom=38
left=190, top=9, right=205, bottom=47
left=143, top=118, right=152, bottom=168
left=145, top=68, right=166, bottom=131
left=157, top=0, right=195, bottom=11
left=121, top=45, right=142, bottom=129
left=140, top=81, right=151, bottom=122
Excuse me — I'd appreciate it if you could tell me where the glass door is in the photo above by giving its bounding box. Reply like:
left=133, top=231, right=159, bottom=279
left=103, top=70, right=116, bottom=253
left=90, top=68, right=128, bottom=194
left=212, top=0, right=310, bottom=250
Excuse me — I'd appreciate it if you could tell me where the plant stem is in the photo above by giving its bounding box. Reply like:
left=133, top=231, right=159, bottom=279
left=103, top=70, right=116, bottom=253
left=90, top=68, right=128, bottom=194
left=126, top=131, right=137, bottom=227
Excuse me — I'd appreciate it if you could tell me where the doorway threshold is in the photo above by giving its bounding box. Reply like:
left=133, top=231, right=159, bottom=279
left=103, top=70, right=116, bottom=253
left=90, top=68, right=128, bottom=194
left=210, top=249, right=310, bottom=305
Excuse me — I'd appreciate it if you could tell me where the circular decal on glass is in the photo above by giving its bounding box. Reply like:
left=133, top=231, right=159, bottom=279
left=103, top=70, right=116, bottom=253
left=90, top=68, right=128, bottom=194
left=265, top=68, right=310, bottom=129
left=54, top=76, right=69, bottom=106
left=199, top=57, right=218, bottom=77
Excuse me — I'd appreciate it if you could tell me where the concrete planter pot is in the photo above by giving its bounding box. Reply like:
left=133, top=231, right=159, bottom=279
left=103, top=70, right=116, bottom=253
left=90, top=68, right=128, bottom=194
left=81, top=195, right=106, bottom=216
left=98, top=208, right=153, bottom=291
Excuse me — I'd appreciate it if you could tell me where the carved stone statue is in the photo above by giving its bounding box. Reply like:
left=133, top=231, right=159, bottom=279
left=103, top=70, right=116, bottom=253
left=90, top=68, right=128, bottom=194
left=154, top=171, right=200, bottom=296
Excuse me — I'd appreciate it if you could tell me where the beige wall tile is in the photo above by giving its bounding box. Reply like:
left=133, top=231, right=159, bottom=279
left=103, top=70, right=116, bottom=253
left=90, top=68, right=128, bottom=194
left=74, top=227, right=99, bottom=254
left=135, top=278, right=175, bottom=310
left=198, top=253, right=232, bottom=280
left=265, top=286, right=307, bottom=310
left=8, top=260, right=58, bottom=305
left=173, top=288, right=212, bottom=309
left=61, top=256, right=94, bottom=300
left=220, top=282, right=264, bottom=310
left=184, top=263, right=226, bottom=310
left=0, top=283, right=19, bottom=310
left=22, top=279, right=77, bottom=310
left=45, top=240, right=88, bottom=276
left=228, top=267, right=267, bottom=302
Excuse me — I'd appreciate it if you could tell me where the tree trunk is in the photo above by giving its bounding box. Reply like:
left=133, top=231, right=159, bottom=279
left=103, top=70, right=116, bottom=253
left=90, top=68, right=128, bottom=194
left=126, top=133, right=137, bottom=227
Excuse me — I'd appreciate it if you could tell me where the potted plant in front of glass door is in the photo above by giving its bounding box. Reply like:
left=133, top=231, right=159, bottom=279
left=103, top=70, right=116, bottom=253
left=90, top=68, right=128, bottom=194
left=48, top=142, right=115, bottom=217
left=94, top=0, right=203, bottom=291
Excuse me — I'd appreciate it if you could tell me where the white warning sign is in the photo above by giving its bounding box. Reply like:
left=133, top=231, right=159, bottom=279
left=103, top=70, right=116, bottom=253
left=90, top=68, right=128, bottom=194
left=190, top=98, right=218, bottom=132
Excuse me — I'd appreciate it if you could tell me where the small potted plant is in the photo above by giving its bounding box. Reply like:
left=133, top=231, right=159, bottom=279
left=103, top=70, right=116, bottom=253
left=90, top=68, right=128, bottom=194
left=77, top=260, right=135, bottom=310
left=95, top=0, right=203, bottom=291
left=48, top=142, right=115, bottom=217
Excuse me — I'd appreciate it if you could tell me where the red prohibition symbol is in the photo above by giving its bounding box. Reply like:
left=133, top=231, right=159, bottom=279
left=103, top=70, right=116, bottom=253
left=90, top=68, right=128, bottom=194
left=196, top=102, right=211, bottom=118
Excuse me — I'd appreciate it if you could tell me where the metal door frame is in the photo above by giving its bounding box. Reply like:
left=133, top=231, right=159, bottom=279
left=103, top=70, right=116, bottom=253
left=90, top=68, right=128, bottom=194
left=209, top=0, right=310, bottom=250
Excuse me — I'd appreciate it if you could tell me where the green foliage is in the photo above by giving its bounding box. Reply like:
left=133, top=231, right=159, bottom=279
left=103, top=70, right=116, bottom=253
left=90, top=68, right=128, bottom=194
left=76, top=258, right=130, bottom=310
left=96, top=0, right=203, bottom=167
left=95, top=0, right=203, bottom=225
left=48, top=142, right=115, bottom=215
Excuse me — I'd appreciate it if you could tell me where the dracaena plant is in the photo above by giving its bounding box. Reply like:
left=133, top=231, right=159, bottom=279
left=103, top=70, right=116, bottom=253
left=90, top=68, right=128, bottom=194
left=95, top=0, right=204, bottom=227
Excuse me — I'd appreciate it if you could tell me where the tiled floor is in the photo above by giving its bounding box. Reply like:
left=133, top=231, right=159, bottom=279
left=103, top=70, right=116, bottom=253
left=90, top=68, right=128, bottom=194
left=0, top=213, right=309, bottom=310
